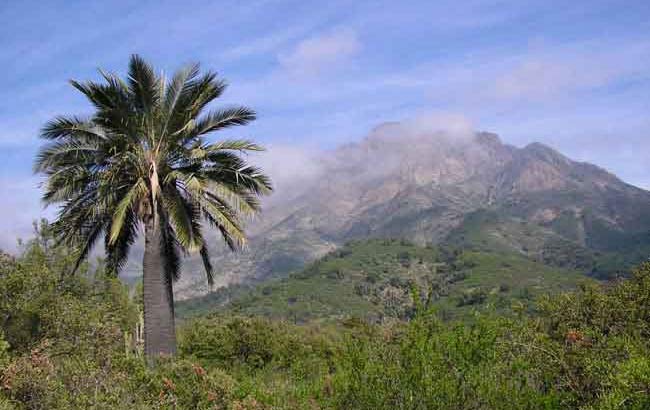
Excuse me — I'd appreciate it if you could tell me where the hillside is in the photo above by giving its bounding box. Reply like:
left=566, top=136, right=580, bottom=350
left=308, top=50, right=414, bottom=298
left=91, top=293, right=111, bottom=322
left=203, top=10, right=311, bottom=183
left=175, top=122, right=650, bottom=299
left=444, top=209, right=649, bottom=279
left=176, top=239, right=588, bottom=321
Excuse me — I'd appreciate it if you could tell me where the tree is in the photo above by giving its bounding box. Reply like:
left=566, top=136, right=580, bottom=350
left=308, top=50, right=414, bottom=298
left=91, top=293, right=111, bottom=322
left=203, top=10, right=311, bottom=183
left=34, top=55, right=272, bottom=361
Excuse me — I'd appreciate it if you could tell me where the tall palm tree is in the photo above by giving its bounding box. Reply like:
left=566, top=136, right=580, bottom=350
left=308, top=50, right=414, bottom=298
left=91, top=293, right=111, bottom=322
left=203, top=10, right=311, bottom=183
left=34, top=55, right=272, bottom=361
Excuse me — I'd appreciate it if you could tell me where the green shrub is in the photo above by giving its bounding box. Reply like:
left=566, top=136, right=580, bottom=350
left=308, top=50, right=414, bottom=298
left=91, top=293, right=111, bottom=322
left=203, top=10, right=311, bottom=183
left=333, top=313, right=561, bottom=409
left=179, top=316, right=335, bottom=372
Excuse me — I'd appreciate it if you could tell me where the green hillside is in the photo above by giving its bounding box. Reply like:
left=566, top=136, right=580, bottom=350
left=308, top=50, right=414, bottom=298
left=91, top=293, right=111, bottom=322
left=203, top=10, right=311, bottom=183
left=445, top=209, right=650, bottom=279
left=177, top=239, right=589, bottom=321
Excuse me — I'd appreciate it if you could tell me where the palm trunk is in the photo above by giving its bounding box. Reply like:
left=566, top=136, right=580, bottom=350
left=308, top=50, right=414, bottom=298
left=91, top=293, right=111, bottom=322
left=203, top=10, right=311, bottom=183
left=143, top=215, right=177, bottom=363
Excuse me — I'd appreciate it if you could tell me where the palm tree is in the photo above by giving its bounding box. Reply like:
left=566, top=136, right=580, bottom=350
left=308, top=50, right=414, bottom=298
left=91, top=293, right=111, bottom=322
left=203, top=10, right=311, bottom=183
left=34, top=55, right=272, bottom=361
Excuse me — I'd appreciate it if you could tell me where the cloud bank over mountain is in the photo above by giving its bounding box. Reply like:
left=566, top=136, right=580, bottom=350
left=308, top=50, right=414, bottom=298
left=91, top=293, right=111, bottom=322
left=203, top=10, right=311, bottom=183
left=1, top=0, right=649, bottom=251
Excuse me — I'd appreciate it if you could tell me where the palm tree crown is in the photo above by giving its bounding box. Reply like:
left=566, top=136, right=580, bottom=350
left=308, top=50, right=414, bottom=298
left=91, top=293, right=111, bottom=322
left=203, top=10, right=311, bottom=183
left=35, top=55, right=272, bottom=358
left=36, top=54, right=271, bottom=280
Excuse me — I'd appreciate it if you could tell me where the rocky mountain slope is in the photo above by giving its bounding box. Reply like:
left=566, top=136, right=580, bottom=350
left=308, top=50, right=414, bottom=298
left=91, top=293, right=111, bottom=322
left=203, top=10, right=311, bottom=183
left=175, top=122, right=650, bottom=298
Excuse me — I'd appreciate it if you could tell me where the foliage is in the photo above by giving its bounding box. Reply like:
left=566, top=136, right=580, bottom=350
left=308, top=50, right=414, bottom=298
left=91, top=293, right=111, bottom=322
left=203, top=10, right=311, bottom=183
left=178, top=239, right=589, bottom=322
left=332, top=263, right=650, bottom=409
left=0, top=228, right=242, bottom=409
left=0, top=221, right=137, bottom=353
left=180, top=316, right=336, bottom=371
left=525, top=262, right=650, bottom=409
left=179, top=316, right=338, bottom=409
left=444, top=209, right=650, bottom=280
left=333, top=315, right=563, bottom=409
left=1, top=229, right=650, bottom=409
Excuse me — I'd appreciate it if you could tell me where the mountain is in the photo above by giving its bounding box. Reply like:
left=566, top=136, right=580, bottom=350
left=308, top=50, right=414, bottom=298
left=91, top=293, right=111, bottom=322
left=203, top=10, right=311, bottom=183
left=175, top=121, right=650, bottom=299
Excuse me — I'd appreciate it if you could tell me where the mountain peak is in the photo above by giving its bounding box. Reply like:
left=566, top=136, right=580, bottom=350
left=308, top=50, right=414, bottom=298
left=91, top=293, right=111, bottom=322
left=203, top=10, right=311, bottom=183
left=523, top=142, right=570, bottom=165
left=474, top=132, right=502, bottom=146
left=175, top=124, right=650, bottom=299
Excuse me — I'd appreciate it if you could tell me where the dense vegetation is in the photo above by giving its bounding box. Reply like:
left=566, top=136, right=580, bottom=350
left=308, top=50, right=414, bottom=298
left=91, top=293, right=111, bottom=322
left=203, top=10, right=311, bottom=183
left=1, top=226, right=649, bottom=409
left=445, top=209, right=650, bottom=280
left=177, top=238, right=587, bottom=322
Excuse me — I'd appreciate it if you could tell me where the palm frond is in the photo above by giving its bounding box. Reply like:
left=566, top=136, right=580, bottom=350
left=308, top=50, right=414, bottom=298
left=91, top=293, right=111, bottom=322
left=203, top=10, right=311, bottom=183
left=162, top=186, right=203, bottom=252
left=204, top=139, right=266, bottom=153
left=163, top=63, right=200, bottom=114
left=70, top=218, right=107, bottom=273
left=105, top=208, right=138, bottom=275
left=41, top=166, right=95, bottom=204
left=69, top=78, right=129, bottom=114
left=191, top=107, right=256, bottom=138
left=198, top=195, right=246, bottom=250
left=206, top=186, right=261, bottom=216
left=199, top=244, right=214, bottom=286
left=40, top=116, right=106, bottom=142
left=34, top=140, right=100, bottom=174
left=180, top=71, right=227, bottom=119
left=69, top=77, right=135, bottom=140
left=108, top=178, right=147, bottom=245
left=127, top=54, right=160, bottom=115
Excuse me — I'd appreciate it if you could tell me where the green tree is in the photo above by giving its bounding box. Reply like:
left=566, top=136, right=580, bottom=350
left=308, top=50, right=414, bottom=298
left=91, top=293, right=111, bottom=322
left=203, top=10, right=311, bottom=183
left=34, top=55, right=272, bottom=361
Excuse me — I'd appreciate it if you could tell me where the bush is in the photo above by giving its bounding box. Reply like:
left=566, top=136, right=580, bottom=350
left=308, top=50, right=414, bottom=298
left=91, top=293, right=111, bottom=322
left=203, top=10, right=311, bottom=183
left=179, top=316, right=335, bottom=372
left=0, top=343, right=237, bottom=410
left=456, top=288, right=488, bottom=306
left=333, top=314, right=561, bottom=409
left=519, top=262, right=650, bottom=409
left=331, top=263, right=650, bottom=409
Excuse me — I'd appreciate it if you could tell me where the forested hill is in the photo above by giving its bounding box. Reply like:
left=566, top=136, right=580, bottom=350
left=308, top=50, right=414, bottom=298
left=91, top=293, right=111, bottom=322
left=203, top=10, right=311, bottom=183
left=176, top=238, right=588, bottom=321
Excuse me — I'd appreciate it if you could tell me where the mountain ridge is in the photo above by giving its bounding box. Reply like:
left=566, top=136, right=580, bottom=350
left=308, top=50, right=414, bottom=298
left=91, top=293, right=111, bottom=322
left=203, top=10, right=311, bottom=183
left=175, top=122, right=650, bottom=299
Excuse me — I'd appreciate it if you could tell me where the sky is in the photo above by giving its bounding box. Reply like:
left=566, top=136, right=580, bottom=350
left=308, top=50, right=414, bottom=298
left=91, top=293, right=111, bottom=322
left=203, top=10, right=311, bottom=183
left=1, top=0, right=649, bottom=251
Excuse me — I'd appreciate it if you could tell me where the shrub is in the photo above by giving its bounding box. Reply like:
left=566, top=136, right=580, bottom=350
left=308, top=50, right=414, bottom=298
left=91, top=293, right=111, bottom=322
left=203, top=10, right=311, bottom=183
left=179, top=317, right=335, bottom=372
left=333, top=314, right=561, bottom=409
left=456, top=288, right=488, bottom=307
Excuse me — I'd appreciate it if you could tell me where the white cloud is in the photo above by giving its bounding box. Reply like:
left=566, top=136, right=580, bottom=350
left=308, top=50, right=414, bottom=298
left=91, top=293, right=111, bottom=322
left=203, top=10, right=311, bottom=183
left=405, top=112, right=475, bottom=140
left=220, top=24, right=311, bottom=61
left=251, top=112, right=478, bottom=197
left=492, top=59, right=578, bottom=100
left=489, top=59, right=586, bottom=101
left=248, top=143, right=324, bottom=204
left=486, top=41, right=650, bottom=102
left=277, top=28, right=361, bottom=78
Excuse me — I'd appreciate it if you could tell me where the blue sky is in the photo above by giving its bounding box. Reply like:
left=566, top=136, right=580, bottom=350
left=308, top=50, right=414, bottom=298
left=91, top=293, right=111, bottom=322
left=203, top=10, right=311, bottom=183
left=1, top=0, right=649, bottom=250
